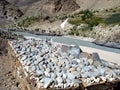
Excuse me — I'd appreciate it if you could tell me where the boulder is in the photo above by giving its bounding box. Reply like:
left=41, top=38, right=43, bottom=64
left=92, top=53, right=102, bottom=66
left=67, top=45, right=82, bottom=58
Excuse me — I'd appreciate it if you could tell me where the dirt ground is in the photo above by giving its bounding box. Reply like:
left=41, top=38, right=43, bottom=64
left=0, top=39, right=21, bottom=90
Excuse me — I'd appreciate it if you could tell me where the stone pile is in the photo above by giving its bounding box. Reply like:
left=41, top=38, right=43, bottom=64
left=9, top=38, right=120, bottom=89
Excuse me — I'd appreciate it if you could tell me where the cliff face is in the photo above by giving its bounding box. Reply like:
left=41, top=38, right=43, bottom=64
left=47, top=0, right=80, bottom=12
left=17, top=0, right=80, bottom=17
left=0, top=0, right=23, bottom=20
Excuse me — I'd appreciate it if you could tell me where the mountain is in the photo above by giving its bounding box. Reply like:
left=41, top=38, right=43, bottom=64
left=76, top=0, right=120, bottom=10
left=11, top=0, right=80, bottom=17
left=0, top=0, right=23, bottom=19
left=6, top=0, right=120, bottom=17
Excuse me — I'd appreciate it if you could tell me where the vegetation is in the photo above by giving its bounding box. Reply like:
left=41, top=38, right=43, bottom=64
left=17, top=16, right=40, bottom=27
left=68, top=26, right=80, bottom=36
left=80, top=9, right=93, bottom=20
left=105, top=13, right=120, bottom=24
left=69, top=16, right=104, bottom=28
left=68, top=10, right=104, bottom=29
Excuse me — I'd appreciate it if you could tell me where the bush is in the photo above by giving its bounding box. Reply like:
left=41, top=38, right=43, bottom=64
left=35, top=28, right=39, bottom=31
left=68, top=31, right=74, bottom=35
left=17, top=16, right=40, bottom=27
left=68, top=18, right=82, bottom=25
left=81, top=9, right=93, bottom=20
left=105, top=13, right=120, bottom=24
left=76, top=31, right=79, bottom=36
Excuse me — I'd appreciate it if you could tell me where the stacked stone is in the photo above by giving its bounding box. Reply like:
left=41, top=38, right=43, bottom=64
left=10, top=38, right=120, bottom=89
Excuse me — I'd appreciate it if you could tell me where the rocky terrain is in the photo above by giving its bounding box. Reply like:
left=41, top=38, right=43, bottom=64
left=8, top=37, right=120, bottom=90
left=0, top=31, right=22, bottom=90
left=91, top=25, right=120, bottom=49
left=0, top=0, right=120, bottom=90
left=0, top=0, right=23, bottom=27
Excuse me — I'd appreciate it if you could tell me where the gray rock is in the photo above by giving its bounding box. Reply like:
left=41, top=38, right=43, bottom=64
left=81, top=72, right=89, bottom=78
left=44, top=71, right=50, bottom=77
left=62, top=73, right=67, bottom=79
left=72, top=79, right=82, bottom=84
left=57, top=73, right=62, bottom=77
left=30, top=66, right=36, bottom=72
left=104, top=68, right=117, bottom=77
left=26, top=60, right=32, bottom=66
left=71, top=60, right=78, bottom=65
left=21, top=55, right=27, bottom=61
left=46, top=68, right=51, bottom=73
left=67, top=73, right=76, bottom=80
left=67, top=45, right=82, bottom=58
left=71, top=71, right=81, bottom=78
left=51, top=73, right=57, bottom=78
left=56, top=77, right=63, bottom=84
left=88, top=71, right=100, bottom=77
left=76, top=67, right=82, bottom=72
left=36, top=70, right=44, bottom=76
left=41, top=78, right=54, bottom=88
left=92, top=53, right=102, bottom=66
left=66, top=79, right=71, bottom=83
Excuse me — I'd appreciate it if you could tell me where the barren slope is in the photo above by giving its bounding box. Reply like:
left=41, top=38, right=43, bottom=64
left=76, top=0, right=120, bottom=10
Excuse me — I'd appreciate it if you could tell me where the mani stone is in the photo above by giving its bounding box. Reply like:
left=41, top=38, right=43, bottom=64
left=67, top=45, right=82, bottom=58
left=71, top=60, right=78, bottom=65
left=21, top=55, right=27, bottom=61
left=69, top=68, right=76, bottom=72
left=56, top=77, right=63, bottom=84
left=41, top=78, right=54, bottom=88
left=30, top=66, right=36, bottom=72
left=92, top=53, right=102, bottom=66
left=36, top=70, right=44, bottom=76
left=67, top=73, right=76, bottom=80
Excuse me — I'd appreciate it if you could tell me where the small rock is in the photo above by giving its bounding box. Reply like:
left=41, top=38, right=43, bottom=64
left=36, top=70, right=44, bottom=76
left=41, top=78, right=54, bottom=88
left=69, top=68, right=76, bottom=72
left=30, top=66, right=36, bottom=72
left=58, top=62, right=62, bottom=67
left=67, top=73, right=76, bottom=80
left=44, top=71, right=51, bottom=77
left=56, top=77, right=63, bottom=84
left=67, top=45, right=82, bottom=58
left=72, top=79, right=82, bottom=84
left=71, top=71, right=81, bottom=78
left=71, top=60, right=78, bottom=65
left=21, top=55, right=27, bottom=61
left=63, top=73, right=67, bottom=79
left=51, top=73, right=57, bottom=78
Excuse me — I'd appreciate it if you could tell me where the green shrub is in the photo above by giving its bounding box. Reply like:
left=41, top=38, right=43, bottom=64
left=81, top=9, right=93, bottom=20
left=85, top=17, right=104, bottom=27
left=17, top=16, right=40, bottom=27
left=68, top=18, right=82, bottom=25
left=68, top=31, right=74, bottom=35
left=76, top=31, right=79, bottom=36
left=105, top=13, right=120, bottom=24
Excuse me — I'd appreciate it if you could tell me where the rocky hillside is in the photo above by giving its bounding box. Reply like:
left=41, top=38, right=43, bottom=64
left=0, top=0, right=23, bottom=19
left=1, top=0, right=119, bottom=21
left=76, top=0, right=120, bottom=10
left=6, top=0, right=120, bottom=17
left=17, top=0, right=80, bottom=17
left=0, top=0, right=23, bottom=27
